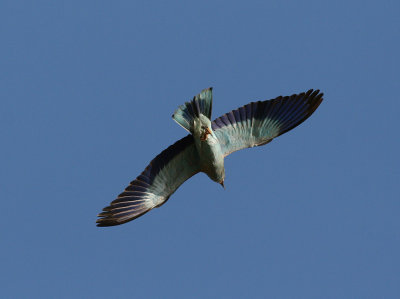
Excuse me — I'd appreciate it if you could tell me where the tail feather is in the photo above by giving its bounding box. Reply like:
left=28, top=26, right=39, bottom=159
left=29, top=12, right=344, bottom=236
left=172, top=87, right=213, bottom=133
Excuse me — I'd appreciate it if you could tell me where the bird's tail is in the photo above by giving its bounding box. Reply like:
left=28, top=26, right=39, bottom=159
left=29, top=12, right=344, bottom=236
left=172, top=87, right=213, bottom=133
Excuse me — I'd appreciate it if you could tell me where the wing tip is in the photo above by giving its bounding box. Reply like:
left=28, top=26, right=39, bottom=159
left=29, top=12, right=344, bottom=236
left=96, top=207, right=152, bottom=227
left=95, top=135, right=197, bottom=228
left=276, top=88, right=323, bottom=136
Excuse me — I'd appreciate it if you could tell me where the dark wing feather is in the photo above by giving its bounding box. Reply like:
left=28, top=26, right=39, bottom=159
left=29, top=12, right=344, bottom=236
left=97, top=135, right=200, bottom=226
left=212, top=89, right=323, bottom=156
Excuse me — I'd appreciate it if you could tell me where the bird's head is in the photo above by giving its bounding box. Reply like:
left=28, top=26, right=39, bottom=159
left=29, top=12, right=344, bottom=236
left=219, top=179, right=225, bottom=189
left=217, top=167, right=226, bottom=189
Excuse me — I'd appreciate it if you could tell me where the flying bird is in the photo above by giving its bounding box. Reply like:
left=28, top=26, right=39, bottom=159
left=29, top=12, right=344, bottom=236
left=97, top=88, right=323, bottom=226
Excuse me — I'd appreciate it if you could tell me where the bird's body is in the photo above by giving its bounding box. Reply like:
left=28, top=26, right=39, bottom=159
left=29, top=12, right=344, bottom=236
left=97, top=88, right=323, bottom=226
left=192, top=115, right=225, bottom=184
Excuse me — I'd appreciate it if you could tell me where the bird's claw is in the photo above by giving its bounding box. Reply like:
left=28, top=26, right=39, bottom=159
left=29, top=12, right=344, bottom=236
left=200, top=127, right=212, bottom=141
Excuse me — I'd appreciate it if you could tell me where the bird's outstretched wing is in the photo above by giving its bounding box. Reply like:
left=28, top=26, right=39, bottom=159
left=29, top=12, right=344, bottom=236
left=97, top=135, right=200, bottom=226
left=212, top=89, right=323, bottom=157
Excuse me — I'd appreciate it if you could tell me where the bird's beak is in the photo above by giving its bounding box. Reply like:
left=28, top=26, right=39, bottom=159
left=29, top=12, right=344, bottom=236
left=206, top=127, right=212, bottom=135
left=219, top=180, right=225, bottom=189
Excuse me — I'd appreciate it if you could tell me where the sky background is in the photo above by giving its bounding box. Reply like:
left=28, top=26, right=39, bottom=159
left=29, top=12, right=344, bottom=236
left=1, top=0, right=399, bottom=298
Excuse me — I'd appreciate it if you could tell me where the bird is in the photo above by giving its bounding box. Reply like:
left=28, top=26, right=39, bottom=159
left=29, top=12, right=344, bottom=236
left=96, top=88, right=323, bottom=227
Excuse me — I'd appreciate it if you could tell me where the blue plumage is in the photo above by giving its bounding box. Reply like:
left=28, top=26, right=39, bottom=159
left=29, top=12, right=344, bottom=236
left=97, top=88, right=323, bottom=226
left=97, top=135, right=198, bottom=226
left=172, top=87, right=213, bottom=133
left=212, top=89, right=323, bottom=156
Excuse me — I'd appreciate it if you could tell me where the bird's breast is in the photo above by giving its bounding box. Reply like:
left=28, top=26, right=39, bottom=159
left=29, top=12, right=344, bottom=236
left=195, top=138, right=224, bottom=182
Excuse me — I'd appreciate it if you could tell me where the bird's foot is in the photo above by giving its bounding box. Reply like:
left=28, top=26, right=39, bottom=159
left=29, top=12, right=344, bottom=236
left=200, top=127, right=212, bottom=141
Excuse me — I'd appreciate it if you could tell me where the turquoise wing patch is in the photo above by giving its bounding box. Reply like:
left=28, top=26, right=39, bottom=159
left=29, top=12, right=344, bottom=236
left=212, top=89, right=323, bottom=156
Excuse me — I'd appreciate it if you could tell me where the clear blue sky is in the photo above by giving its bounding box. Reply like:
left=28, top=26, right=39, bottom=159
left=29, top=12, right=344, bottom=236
left=1, top=0, right=399, bottom=298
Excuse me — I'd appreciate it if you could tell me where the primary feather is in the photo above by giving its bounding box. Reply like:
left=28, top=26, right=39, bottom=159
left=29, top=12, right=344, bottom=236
left=97, top=136, right=199, bottom=226
left=213, top=89, right=323, bottom=156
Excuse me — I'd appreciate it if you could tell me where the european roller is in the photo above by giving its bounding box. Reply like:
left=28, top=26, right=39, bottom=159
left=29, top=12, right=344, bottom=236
left=96, top=88, right=323, bottom=226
